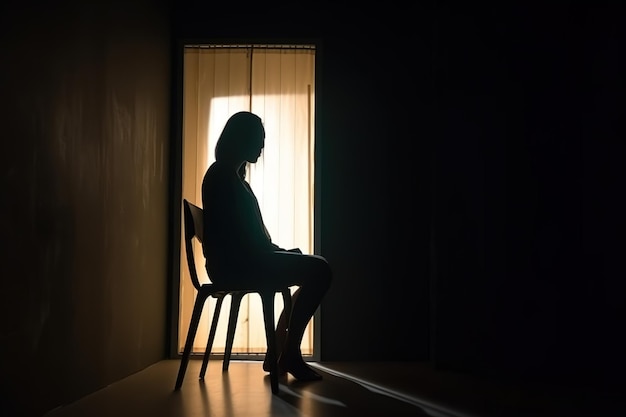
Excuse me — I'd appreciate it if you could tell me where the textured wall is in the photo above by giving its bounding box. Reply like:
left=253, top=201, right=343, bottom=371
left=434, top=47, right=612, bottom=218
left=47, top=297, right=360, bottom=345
left=0, top=1, right=171, bottom=415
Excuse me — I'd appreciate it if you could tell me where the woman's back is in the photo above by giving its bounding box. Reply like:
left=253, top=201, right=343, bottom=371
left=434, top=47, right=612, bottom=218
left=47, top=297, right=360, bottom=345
left=201, top=160, right=274, bottom=278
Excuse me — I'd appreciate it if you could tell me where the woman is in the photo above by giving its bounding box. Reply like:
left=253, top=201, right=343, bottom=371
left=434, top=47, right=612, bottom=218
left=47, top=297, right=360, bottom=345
left=201, top=111, right=332, bottom=381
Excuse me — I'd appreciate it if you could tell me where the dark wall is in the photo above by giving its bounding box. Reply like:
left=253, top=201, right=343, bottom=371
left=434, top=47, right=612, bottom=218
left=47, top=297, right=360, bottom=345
left=431, top=3, right=626, bottom=392
left=170, top=3, right=433, bottom=362
left=0, top=1, right=172, bottom=416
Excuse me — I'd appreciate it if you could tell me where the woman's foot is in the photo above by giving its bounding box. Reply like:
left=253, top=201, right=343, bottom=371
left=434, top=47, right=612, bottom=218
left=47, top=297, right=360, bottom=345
left=278, top=352, right=322, bottom=381
left=263, top=357, right=287, bottom=375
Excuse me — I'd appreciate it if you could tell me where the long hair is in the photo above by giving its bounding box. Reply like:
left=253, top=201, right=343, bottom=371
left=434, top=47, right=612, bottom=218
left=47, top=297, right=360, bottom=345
left=214, top=111, right=264, bottom=162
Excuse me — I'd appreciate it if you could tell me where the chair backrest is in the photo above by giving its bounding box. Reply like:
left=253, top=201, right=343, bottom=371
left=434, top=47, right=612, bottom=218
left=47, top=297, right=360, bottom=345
left=183, top=199, right=205, bottom=291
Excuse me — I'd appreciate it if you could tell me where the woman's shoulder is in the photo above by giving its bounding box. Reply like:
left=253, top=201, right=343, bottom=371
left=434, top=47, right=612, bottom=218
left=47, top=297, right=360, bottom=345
left=204, top=161, right=229, bottom=181
left=202, top=162, right=238, bottom=195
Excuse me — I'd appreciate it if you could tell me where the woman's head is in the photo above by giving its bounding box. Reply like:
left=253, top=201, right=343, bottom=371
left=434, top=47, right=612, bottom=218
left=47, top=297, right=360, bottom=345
left=215, top=111, right=265, bottom=164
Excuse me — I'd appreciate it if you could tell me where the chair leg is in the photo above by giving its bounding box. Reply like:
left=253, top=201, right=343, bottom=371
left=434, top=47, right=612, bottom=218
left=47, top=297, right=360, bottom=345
left=199, top=295, right=225, bottom=380
left=261, top=291, right=279, bottom=394
left=223, top=292, right=245, bottom=371
left=175, top=292, right=208, bottom=390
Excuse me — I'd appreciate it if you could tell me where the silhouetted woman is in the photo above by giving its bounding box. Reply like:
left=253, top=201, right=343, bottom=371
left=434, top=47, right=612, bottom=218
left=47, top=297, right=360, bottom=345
left=201, top=111, right=332, bottom=381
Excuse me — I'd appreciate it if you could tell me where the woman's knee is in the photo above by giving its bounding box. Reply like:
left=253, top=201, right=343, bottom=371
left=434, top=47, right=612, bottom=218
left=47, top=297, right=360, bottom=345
left=310, top=256, right=332, bottom=287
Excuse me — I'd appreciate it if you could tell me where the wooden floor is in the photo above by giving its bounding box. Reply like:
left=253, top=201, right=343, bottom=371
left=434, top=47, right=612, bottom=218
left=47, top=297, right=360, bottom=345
left=44, top=359, right=624, bottom=417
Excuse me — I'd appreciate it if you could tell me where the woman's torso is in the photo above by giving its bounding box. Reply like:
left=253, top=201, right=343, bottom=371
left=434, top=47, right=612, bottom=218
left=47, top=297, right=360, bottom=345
left=201, top=161, right=274, bottom=279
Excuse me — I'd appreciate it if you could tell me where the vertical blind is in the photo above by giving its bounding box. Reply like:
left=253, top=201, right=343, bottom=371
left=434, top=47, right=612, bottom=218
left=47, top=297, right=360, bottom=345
left=180, top=45, right=316, bottom=355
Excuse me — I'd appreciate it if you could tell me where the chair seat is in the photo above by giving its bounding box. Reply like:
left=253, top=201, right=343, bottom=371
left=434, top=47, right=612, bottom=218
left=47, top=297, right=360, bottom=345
left=202, top=282, right=291, bottom=293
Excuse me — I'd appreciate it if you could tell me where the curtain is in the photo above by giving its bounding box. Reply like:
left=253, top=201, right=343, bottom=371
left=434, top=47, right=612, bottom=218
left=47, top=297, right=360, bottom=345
left=180, top=45, right=316, bottom=355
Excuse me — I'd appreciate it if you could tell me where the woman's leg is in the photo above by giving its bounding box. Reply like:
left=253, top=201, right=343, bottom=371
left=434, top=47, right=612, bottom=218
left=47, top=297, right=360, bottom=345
left=263, top=289, right=299, bottom=373
left=278, top=255, right=332, bottom=380
left=257, top=252, right=332, bottom=380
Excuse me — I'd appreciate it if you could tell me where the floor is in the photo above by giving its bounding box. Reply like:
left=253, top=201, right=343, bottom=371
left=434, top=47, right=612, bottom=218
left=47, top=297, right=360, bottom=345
left=44, top=359, right=624, bottom=417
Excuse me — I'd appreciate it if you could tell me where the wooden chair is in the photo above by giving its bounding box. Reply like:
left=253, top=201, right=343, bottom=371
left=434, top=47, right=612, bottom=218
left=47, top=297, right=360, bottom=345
left=174, top=199, right=292, bottom=394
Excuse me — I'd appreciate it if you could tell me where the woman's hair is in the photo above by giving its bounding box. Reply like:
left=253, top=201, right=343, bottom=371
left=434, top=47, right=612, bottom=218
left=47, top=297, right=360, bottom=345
left=214, top=111, right=264, bottom=162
